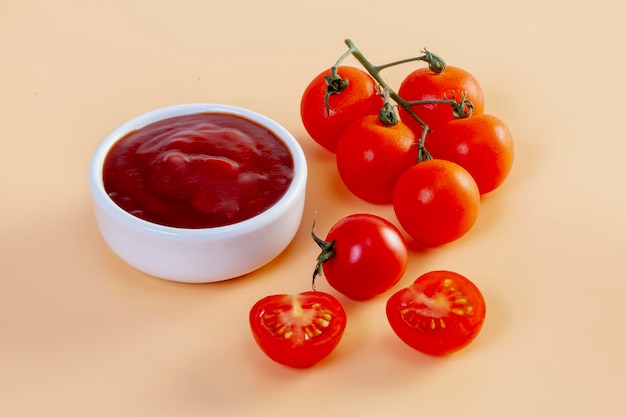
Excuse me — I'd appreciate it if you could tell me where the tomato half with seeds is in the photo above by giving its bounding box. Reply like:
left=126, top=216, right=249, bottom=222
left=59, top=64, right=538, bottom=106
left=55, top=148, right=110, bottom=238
left=398, top=66, right=484, bottom=134
left=249, top=291, right=347, bottom=368
left=386, top=270, right=486, bottom=356
left=300, top=66, right=382, bottom=153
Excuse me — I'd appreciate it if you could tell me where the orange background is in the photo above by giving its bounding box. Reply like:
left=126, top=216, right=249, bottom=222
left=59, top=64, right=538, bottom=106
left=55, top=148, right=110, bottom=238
left=2, top=1, right=625, bottom=416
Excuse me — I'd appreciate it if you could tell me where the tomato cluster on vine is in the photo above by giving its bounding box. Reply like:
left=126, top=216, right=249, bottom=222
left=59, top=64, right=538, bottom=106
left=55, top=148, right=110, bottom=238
left=300, top=39, right=514, bottom=247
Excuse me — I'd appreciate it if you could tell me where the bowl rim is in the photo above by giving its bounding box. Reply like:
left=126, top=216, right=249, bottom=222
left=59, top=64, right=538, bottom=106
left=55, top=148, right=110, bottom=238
left=88, top=103, right=308, bottom=240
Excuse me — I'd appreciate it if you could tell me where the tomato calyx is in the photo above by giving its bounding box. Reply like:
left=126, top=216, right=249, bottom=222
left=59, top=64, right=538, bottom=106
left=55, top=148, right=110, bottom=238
left=311, top=214, right=336, bottom=290
left=378, top=87, right=400, bottom=127
left=323, top=68, right=350, bottom=116
left=450, top=92, right=474, bottom=119
left=421, top=49, right=446, bottom=74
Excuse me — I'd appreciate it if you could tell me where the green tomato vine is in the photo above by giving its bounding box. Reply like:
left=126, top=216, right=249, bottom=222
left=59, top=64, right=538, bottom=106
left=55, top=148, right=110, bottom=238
left=324, top=39, right=474, bottom=162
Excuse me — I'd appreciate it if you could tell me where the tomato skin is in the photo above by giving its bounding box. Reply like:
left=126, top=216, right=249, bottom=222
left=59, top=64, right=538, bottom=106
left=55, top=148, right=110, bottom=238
left=300, top=66, right=382, bottom=153
left=392, top=159, right=480, bottom=247
left=386, top=270, right=486, bottom=356
left=336, top=115, right=418, bottom=204
left=249, top=291, right=347, bottom=368
left=321, top=214, right=408, bottom=301
left=426, top=114, right=514, bottom=194
left=398, top=66, right=485, bottom=135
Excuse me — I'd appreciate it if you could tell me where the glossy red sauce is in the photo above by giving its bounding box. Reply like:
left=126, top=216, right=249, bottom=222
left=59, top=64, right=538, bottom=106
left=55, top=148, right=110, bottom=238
left=103, top=112, right=294, bottom=228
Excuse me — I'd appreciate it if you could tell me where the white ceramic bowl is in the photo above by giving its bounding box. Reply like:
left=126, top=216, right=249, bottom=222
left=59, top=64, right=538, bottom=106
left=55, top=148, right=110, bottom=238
left=88, top=103, right=307, bottom=283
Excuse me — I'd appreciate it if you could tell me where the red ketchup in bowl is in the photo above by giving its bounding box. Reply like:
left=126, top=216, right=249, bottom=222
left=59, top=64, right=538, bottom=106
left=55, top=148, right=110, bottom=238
left=103, top=112, right=295, bottom=229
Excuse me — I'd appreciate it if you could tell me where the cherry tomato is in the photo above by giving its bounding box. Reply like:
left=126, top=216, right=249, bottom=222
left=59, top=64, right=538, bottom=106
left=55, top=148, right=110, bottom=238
left=426, top=114, right=514, bottom=195
left=314, top=213, right=408, bottom=301
left=386, top=270, right=486, bottom=356
left=300, top=66, right=382, bottom=153
left=249, top=291, right=347, bottom=368
left=398, top=66, right=485, bottom=135
left=335, top=115, right=418, bottom=204
left=392, top=159, right=480, bottom=247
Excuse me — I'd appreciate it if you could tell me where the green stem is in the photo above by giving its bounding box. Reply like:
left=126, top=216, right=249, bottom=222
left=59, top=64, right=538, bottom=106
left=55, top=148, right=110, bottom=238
left=406, top=93, right=474, bottom=119
left=417, top=129, right=432, bottom=162
left=375, top=49, right=446, bottom=73
left=311, top=214, right=335, bottom=291
left=341, top=39, right=470, bottom=162
left=375, top=56, right=431, bottom=71
left=344, top=39, right=429, bottom=131
left=333, top=45, right=357, bottom=69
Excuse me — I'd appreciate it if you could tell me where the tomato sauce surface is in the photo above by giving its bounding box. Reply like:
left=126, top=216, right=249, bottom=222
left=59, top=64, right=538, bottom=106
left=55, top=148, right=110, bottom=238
left=103, top=112, right=295, bottom=228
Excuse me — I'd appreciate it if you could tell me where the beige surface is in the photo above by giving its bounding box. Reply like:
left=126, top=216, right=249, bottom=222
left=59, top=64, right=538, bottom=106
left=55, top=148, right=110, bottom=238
left=2, top=1, right=625, bottom=416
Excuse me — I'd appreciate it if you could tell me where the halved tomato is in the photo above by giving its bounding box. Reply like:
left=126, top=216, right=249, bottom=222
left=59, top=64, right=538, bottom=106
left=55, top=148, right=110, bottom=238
left=386, top=270, right=486, bottom=355
left=249, top=291, right=347, bottom=368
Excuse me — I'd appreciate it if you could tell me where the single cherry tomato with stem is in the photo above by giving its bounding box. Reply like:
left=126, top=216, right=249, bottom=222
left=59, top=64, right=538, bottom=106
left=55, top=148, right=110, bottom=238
left=335, top=104, right=418, bottom=204
left=386, top=270, right=486, bottom=356
left=392, top=159, right=480, bottom=247
left=426, top=114, right=514, bottom=195
left=249, top=291, right=347, bottom=368
left=300, top=66, right=382, bottom=153
left=398, top=65, right=485, bottom=135
left=312, top=213, right=408, bottom=301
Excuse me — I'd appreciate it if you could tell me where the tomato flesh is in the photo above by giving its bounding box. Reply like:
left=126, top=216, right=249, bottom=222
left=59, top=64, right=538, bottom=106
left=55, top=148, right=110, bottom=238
left=386, top=270, right=486, bottom=356
left=249, top=291, right=347, bottom=368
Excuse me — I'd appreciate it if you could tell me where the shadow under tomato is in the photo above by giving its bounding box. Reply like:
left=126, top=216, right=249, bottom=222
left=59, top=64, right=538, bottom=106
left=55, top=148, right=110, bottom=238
left=406, top=239, right=435, bottom=254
